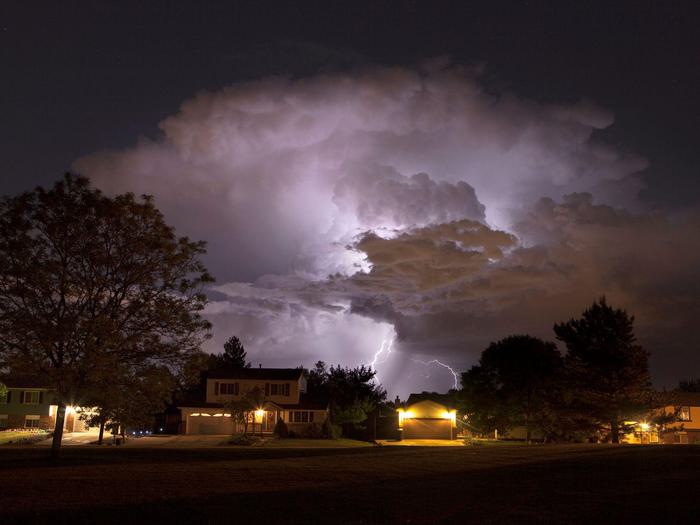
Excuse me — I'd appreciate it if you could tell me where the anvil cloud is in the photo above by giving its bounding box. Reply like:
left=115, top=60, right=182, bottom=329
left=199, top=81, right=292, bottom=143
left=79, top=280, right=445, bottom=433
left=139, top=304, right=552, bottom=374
left=75, top=63, right=696, bottom=396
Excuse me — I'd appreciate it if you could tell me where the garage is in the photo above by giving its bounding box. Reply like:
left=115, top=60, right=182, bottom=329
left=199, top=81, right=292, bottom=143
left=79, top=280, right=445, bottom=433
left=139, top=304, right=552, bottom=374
left=403, top=418, right=453, bottom=440
left=397, top=396, right=458, bottom=440
left=186, top=415, right=233, bottom=435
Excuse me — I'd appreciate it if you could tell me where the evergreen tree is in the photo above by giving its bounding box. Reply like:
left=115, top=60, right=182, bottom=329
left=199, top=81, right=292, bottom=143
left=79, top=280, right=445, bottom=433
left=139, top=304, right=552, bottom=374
left=554, top=297, right=653, bottom=443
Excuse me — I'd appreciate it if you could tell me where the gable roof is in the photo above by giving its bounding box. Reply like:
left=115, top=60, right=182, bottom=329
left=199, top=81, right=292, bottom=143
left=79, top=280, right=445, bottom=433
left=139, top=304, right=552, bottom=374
left=208, top=368, right=304, bottom=381
left=405, top=392, right=457, bottom=410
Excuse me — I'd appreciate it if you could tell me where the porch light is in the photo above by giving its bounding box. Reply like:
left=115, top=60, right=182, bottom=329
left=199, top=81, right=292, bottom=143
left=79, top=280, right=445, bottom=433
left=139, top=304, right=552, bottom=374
left=255, top=409, right=265, bottom=422
left=441, top=410, right=457, bottom=423
left=397, top=409, right=415, bottom=426
left=639, top=422, right=650, bottom=431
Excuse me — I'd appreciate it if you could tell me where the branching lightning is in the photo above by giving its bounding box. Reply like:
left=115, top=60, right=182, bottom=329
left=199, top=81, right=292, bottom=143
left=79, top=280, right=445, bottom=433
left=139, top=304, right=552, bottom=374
left=369, top=335, right=395, bottom=370
left=412, top=358, right=460, bottom=390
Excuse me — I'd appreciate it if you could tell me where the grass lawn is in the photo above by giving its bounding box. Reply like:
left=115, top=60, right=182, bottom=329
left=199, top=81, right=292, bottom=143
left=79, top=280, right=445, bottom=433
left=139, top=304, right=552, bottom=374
left=260, top=437, right=373, bottom=448
left=1, top=444, right=699, bottom=524
left=0, top=430, right=48, bottom=445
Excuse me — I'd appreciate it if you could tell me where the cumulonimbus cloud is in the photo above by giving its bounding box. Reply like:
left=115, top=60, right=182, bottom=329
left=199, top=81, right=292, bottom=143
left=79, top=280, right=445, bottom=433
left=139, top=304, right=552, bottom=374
left=73, top=62, right=693, bottom=396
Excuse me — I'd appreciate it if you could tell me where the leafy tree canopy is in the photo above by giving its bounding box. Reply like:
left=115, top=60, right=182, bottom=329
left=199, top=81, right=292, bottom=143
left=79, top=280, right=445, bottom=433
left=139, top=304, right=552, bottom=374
left=460, top=335, right=562, bottom=441
left=0, top=174, right=213, bottom=455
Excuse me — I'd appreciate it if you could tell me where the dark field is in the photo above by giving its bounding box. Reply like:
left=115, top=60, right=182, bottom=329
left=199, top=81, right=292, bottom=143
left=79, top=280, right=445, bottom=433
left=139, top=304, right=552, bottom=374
left=1, top=444, right=699, bottom=524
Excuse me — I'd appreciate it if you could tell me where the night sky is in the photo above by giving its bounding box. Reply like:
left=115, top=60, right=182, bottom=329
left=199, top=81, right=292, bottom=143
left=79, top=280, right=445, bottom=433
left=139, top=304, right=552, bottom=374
left=2, top=1, right=699, bottom=396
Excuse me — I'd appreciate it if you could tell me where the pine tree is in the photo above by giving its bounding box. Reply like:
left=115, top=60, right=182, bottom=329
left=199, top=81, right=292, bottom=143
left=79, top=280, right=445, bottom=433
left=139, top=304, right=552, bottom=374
left=554, top=297, right=653, bottom=443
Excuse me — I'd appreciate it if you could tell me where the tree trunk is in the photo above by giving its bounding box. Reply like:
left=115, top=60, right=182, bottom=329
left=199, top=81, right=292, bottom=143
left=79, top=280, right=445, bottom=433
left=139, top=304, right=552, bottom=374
left=51, top=403, right=66, bottom=459
left=98, top=418, right=106, bottom=445
left=611, top=417, right=620, bottom=444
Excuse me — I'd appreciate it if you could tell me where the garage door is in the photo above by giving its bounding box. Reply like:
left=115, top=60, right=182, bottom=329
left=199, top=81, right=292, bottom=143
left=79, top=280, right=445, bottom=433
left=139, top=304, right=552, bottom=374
left=187, top=416, right=231, bottom=435
left=403, top=418, right=452, bottom=439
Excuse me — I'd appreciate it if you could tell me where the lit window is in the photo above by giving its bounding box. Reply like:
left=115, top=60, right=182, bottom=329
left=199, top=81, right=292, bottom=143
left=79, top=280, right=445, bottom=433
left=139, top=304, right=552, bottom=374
left=25, top=415, right=40, bottom=428
left=678, top=406, right=691, bottom=422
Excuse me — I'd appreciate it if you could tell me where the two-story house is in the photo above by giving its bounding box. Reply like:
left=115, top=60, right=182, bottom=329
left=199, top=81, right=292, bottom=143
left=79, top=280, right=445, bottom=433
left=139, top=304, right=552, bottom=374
left=179, top=368, right=329, bottom=435
left=0, top=380, right=89, bottom=433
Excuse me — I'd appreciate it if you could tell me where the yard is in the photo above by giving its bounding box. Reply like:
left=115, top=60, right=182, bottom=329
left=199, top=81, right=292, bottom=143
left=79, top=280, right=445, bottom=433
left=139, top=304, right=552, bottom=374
left=1, top=444, right=698, bottom=524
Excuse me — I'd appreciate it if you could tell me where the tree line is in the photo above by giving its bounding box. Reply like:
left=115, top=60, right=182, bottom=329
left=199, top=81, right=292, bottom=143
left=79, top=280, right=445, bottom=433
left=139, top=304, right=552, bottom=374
left=459, top=297, right=672, bottom=443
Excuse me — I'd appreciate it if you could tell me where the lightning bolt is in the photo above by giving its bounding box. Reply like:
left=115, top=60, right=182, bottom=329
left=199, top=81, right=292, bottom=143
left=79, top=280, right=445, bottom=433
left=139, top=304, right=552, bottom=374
left=412, top=358, right=460, bottom=390
left=369, top=335, right=395, bottom=370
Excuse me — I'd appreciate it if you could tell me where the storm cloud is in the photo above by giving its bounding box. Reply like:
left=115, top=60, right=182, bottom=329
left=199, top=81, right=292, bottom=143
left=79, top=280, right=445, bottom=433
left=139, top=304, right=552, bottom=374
left=74, top=63, right=694, bottom=397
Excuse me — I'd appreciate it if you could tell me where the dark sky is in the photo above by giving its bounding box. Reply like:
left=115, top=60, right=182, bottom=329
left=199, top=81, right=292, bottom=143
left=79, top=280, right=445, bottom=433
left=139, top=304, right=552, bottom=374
left=2, top=1, right=699, bottom=395
left=3, top=1, right=699, bottom=205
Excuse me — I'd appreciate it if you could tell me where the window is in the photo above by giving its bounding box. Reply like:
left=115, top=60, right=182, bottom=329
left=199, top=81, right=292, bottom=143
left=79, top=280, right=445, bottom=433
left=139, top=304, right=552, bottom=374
left=678, top=406, right=691, bottom=422
left=22, top=391, right=41, bottom=404
left=0, top=415, right=7, bottom=428
left=25, top=415, right=40, bottom=428
left=219, top=383, right=239, bottom=395
left=269, top=383, right=290, bottom=396
left=291, top=411, right=313, bottom=423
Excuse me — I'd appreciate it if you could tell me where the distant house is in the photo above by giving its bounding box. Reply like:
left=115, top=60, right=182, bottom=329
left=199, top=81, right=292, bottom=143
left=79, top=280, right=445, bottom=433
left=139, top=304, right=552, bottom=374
left=179, top=368, right=329, bottom=435
left=0, top=381, right=89, bottom=432
left=397, top=393, right=458, bottom=440
left=623, top=391, right=700, bottom=445
left=657, top=392, right=700, bottom=444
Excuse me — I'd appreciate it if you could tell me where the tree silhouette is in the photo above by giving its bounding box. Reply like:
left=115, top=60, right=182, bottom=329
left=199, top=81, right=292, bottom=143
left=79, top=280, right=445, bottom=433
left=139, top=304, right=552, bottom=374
left=460, top=335, right=562, bottom=442
left=0, top=174, right=213, bottom=457
left=554, top=297, right=653, bottom=443
left=220, top=336, right=251, bottom=370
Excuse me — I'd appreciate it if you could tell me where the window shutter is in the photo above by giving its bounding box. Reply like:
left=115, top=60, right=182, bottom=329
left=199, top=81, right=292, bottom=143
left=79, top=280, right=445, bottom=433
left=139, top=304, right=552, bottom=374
left=265, top=383, right=270, bottom=396
left=39, top=391, right=44, bottom=404
left=234, top=383, right=239, bottom=395
left=310, top=411, right=314, bottom=422
left=215, top=382, right=219, bottom=395
left=285, top=383, right=290, bottom=396
left=20, top=391, right=25, bottom=404
left=6, top=391, right=11, bottom=403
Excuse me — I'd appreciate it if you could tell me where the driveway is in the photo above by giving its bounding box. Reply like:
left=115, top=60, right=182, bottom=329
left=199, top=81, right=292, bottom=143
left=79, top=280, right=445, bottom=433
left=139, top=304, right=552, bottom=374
left=377, top=439, right=465, bottom=446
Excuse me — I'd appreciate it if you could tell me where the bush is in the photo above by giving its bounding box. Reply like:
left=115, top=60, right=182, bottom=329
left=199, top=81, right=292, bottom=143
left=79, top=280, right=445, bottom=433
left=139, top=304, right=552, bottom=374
left=322, top=417, right=342, bottom=439
left=301, top=422, right=324, bottom=439
left=228, top=434, right=260, bottom=446
left=273, top=417, right=289, bottom=438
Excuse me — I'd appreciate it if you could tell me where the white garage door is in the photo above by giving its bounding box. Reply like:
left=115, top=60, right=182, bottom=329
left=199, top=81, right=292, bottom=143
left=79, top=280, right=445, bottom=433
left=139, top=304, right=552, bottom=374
left=403, top=418, right=452, bottom=439
left=188, top=416, right=231, bottom=435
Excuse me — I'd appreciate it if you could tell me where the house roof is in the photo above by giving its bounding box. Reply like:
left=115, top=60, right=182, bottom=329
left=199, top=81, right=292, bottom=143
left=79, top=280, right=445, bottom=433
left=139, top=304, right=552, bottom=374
left=208, top=368, right=304, bottom=381
left=667, top=391, right=700, bottom=407
left=405, top=392, right=457, bottom=410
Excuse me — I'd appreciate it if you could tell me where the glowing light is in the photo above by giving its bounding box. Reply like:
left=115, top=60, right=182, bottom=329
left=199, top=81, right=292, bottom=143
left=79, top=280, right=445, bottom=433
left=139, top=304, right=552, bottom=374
left=191, top=413, right=200, bottom=417
left=441, top=410, right=457, bottom=426
left=639, top=422, right=650, bottom=431
left=255, top=409, right=265, bottom=422
left=397, top=409, right=415, bottom=427
left=213, top=413, right=223, bottom=417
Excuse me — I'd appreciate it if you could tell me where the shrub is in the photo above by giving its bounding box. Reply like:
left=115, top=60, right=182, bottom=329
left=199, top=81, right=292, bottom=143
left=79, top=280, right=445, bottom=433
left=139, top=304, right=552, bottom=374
left=322, top=417, right=342, bottom=439
left=228, top=434, right=260, bottom=446
left=301, top=422, right=324, bottom=439
left=273, top=417, right=289, bottom=438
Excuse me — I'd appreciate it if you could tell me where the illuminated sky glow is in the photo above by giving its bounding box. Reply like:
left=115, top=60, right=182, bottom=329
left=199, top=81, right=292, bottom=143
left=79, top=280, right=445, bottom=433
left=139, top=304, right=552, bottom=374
left=67, top=63, right=700, bottom=398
